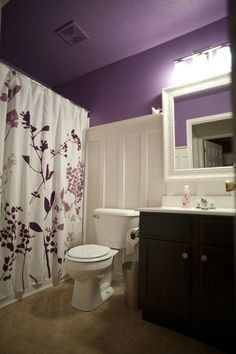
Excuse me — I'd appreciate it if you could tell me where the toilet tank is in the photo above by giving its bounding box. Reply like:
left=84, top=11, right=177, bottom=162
left=93, top=208, right=139, bottom=249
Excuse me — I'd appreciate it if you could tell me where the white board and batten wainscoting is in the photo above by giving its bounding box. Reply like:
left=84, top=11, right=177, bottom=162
left=175, top=146, right=188, bottom=169
left=83, top=114, right=165, bottom=281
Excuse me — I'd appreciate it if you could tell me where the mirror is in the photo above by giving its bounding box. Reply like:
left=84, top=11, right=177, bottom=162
left=186, top=112, right=233, bottom=169
left=162, top=73, right=234, bottom=180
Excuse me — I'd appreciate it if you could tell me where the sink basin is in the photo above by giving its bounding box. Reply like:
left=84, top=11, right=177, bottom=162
left=136, top=196, right=235, bottom=216
left=136, top=206, right=235, bottom=216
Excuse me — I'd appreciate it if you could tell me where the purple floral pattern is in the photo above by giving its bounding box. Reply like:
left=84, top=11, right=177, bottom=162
left=0, top=70, right=86, bottom=293
left=50, top=129, right=81, bottom=158
left=0, top=154, right=16, bottom=200
left=6, top=110, right=19, bottom=128
left=0, top=71, right=22, bottom=142
left=4, top=110, right=19, bottom=142
left=20, top=111, right=53, bottom=204
left=0, top=203, right=34, bottom=288
left=66, top=161, right=84, bottom=215
left=0, top=71, right=21, bottom=104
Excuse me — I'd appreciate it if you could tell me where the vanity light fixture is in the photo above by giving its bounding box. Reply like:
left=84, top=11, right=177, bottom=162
left=191, top=52, right=210, bottom=80
left=212, top=45, right=231, bottom=75
left=172, top=60, right=187, bottom=83
left=173, top=43, right=231, bottom=84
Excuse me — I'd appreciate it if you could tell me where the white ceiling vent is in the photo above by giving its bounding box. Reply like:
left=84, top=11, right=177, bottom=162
left=55, top=20, right=89, bottom=47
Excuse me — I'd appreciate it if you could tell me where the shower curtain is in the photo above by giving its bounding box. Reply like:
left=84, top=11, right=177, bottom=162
left=0, top=63, right=89, bottom=300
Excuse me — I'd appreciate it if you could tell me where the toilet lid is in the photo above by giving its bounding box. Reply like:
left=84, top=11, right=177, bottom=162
left=67, top=244, right=111, bottom=260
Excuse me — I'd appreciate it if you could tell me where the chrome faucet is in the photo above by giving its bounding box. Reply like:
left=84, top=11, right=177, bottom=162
left=200, top=198, right=209, bottom=210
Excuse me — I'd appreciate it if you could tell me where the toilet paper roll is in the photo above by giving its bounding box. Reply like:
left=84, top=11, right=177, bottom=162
left=126, top=228, right=139, bottom=255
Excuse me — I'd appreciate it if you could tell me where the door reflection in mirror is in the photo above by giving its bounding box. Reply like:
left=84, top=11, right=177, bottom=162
left=186, top=114, right=233, bottom=169
left=174, top=84, right=232, bottom=170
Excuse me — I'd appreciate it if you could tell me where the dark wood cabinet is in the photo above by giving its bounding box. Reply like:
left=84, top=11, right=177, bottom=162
left=138, top=211, right=234, bottom=351
left=199, top=246, right=234, bottom=339
left=139, top=238, right=192, bottom=331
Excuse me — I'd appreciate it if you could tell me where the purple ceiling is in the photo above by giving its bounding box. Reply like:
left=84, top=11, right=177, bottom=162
left=0, top=0, right=227, bottom=87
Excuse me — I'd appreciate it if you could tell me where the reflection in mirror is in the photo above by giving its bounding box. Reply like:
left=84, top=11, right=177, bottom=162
left=186, top=113, right=233, bottom=169
left=174, top=84, right=232, bottom=170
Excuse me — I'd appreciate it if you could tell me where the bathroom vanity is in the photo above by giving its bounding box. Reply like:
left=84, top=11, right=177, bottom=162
left=138, top=208, right=234, bottom=351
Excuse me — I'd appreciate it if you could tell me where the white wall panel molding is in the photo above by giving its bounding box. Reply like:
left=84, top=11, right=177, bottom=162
left=140, top=132, right=148, bottom=206
left=118, top=136, right=125, bottom=208
left=175, top=146, right=188, bottom=170
left=84, top=140, right=101, bottom=244
left=99, top=140, right=106, bottom=207
left=85, top=114, right=164, bottom=277
left=123, top=133, right=142, bottom=208
left=146, top=130, right=165, bottom=206
left=86, top=114, right=162, bottom=141
left=85, top=114, right=163, bottom=211
left=104, top=137, right=119, bottom=207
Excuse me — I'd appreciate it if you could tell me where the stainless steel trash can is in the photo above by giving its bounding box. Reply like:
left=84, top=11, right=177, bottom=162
left=122, top=260, right=139, bottom=310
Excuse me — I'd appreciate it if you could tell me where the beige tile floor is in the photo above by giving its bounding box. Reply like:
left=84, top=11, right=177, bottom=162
left=0, top=280, right=224, bottom=354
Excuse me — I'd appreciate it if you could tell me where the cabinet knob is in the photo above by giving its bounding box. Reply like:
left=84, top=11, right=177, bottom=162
left=182, top=252, right=188, bottom=259
left=201, top=255, right=208, bottom=262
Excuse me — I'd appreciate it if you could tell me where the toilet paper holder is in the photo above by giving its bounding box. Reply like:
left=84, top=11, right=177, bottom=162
left=130, top=228, right=139, bottom=240
left=126, top=228, right=140, bottom=255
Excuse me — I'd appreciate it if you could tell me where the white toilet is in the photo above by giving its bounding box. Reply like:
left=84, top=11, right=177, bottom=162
left=65, top=208, right=139, bottom=311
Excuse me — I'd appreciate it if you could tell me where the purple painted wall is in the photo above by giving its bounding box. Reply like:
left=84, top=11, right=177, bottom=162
left=175, top=87, right=231, bottom=146
left=55, top=18, right=229, bottom=126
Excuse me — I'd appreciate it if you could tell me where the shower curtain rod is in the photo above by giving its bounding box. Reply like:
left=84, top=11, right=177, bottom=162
left=0, top=59, right=90, bottom=115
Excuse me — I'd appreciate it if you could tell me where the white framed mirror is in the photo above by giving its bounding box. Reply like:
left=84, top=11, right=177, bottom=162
left=162, top=73, right=234, bottom=181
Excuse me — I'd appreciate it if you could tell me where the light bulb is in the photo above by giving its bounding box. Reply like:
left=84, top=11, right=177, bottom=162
left=213, top=46, right=231, bottom=74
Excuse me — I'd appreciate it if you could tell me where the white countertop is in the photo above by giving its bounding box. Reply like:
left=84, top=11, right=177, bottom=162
left=136, top=206, right=235, bottom=216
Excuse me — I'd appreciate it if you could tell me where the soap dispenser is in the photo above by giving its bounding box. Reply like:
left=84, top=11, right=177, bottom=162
left=182, top=185, right=190, bottom=208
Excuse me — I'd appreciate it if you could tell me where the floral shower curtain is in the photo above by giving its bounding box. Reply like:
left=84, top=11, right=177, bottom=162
left=0, top=63, right=89, bottom=300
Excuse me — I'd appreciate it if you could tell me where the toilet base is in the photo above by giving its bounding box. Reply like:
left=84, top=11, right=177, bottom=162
left=71, top=276, right=114, bottom=311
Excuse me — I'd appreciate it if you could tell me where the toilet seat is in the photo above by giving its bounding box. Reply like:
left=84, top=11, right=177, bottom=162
left=66, top=244, right=113, bottom=263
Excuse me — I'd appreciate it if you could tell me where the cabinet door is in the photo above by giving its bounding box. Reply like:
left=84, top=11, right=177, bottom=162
left=199, top=246, right=234, bottom=342
left=139, top=238, right=192, bottom=331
